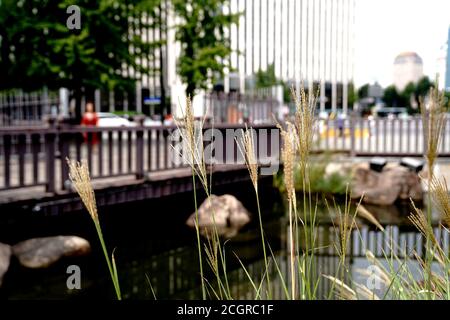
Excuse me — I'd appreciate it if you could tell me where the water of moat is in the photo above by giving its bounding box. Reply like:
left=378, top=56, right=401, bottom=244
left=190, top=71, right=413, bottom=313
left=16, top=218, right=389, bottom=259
left=0, top=178, right=445, bottom=300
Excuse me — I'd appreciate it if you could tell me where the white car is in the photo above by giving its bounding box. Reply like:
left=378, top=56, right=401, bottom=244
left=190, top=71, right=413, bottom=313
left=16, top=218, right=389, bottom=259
left=143, top=118, right=163, bottom=127
left=97, top=113, right=136, bottom=127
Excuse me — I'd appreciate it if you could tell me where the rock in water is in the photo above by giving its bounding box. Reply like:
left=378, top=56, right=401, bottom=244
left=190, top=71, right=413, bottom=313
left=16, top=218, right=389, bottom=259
left=0, top=243, right=12, bottom=287
left=186, top=194, right=251, bottom=238
left=351, top=163, right=423, bottom=206
left=12, top=236, right=91, bottom=269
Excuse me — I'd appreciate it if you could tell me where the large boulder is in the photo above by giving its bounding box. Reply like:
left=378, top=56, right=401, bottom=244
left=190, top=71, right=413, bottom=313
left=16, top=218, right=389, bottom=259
left=12, top=236, right=91, bottom=269
left=186, top=194, right=251, bottom=238
left=351, top=163, right=423, bottom=206
left=0, top=243, right=11, bottom=287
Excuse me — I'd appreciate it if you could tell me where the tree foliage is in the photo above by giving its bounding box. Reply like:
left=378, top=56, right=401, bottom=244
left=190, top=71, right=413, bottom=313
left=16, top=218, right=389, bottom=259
left=172, top=0, right=239, bottom=97
left=347, top=82, right=357, bottom=107
left=383, top=85, right=401, bottom=108
left=255, top=63, right=278, bottom=89
left=0, top=0, right=161, bottom=120
left=444, top=91, right=450, bottom=110
left=357, top=83, right=370, bottom=99
left=382, top=76, right=434, bottom=113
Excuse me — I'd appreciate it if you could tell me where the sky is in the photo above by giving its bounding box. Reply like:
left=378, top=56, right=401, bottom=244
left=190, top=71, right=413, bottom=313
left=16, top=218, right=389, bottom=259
left=354, top=0, right=450, bottom=88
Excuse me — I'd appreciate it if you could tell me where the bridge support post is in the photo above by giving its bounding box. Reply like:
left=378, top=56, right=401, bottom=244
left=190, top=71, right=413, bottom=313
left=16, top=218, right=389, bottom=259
left=59, top=131, right=70, bottom=190
left=135, top=116, right=145, bottom=180
left=45, top=117, right=57, bottom=193
left=350, top=115, right=356, bottom=157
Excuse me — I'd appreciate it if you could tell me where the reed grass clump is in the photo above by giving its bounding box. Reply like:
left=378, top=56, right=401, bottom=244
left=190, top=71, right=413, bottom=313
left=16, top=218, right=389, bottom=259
left=175, top=96, right=234, bottom=300
left=279, top=123, right=298, bottom=202
left=421, top=85, right=446, bottom=175
left=429, top=176, right=450, bottom=227
left=60, top=77, right=450, bottom=302
left=174, top=96, right=208, bottom=299
left=237, top=126, right=271, bottom=297
left=67, top=159, right=122, bottom=300
left=291, top=85, right=318, bottom=172
left=238, top=127, right=259, bottom=192
left=419, top=81, right=447, bottom=298
left=278, top=122, right=298, bottom=299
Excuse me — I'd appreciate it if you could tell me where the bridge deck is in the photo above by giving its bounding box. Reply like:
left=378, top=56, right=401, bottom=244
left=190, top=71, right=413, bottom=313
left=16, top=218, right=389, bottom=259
left=2, top=119, right=450, bottom=213
left=0, top=164, right=264, bottom=215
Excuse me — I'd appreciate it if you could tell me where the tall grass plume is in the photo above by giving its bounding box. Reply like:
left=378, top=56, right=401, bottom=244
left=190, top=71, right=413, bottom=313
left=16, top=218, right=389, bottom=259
left=67, top=159, right=122, bottom=300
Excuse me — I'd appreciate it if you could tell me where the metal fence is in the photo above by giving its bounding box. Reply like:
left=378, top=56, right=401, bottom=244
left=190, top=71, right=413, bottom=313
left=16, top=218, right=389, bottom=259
left=314, top=115, right=450, bottom=156
left=0, top=90, right=59, bottom=127
left=205, top=92, right=277, bottom=125
left=0, top=122, right=278, bottom=193
left=0, top=89, right=278, bottom=127
left=1, top=115, right=450, bottom=194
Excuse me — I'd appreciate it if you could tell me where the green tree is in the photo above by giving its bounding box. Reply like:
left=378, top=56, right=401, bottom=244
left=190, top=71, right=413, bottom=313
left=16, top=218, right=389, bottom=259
left=412, top=76, right=434, bottom=111
left=401, top=82, right=416, bottom=112
left=416, top=76, right=433, bottom=98
left=357, top=83, right=370, bottom=100
left=172, top=0, right=239, bottom=97
left=444, top=91, right=450, bottom=110
left=0, top=0, right=61, bottom=91
left=255, top=63, right=278, bottom=88
left=0, top=0, right=161, bottom=121
left=347, top=82, right=357, bottom=108
left=383, top=85, right=400, bottom=108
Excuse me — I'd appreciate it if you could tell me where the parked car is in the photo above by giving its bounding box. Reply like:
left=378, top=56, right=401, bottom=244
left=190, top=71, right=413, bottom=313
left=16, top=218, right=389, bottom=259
left=143, top=117, right=163, bottom=127
left=375, top=107, right=408, bottom=118
left=97, top=113, right=136, bottom=127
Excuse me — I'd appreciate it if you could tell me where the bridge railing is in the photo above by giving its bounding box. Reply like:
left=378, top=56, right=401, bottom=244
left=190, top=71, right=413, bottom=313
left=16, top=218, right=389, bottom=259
left=0, top=121, right=279, bottom=193
left=204, top=92, right=277, bottom=124
left=313, top=115, right=450, bottom=156
left=0, top=90, right=59, bottom=127
left=1, top=115, right=450, bottom=194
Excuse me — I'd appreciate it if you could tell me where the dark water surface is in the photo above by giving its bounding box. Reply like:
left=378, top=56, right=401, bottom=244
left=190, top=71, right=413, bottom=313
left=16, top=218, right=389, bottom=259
left=0, top=177, right=446, bottom=300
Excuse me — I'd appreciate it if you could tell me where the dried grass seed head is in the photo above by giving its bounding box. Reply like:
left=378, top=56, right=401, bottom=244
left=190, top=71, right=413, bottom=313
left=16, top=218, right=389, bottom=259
left=67, top=159, right=98, bottom=223
left=238, top=127, right=259, bottom=190
left=420, top=85, right=446, bottom=170
left=278, top=122, right=297, bottom=200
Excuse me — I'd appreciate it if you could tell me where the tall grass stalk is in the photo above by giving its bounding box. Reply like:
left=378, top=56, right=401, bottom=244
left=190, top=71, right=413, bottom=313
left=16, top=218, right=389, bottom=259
left=191, top=173, right=206, bottom=299
left=174, top=97, right=207, bottom=299
left=291, top=85, right=319, bottom=299
left=175, top=80, right=450, bottom=301
left=67, top=159, right=122, bottom=300
left=237, top=127, right=272, bottom=298
left=175, top=97, right=232, bottom=300
left=278, top=122, right=298, bottom=299
left=420, top=82, right=446, bottom=298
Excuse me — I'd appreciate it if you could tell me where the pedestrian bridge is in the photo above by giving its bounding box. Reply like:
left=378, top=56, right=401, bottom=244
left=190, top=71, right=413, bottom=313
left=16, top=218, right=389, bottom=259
left=1, top=116, right=449, bottom=213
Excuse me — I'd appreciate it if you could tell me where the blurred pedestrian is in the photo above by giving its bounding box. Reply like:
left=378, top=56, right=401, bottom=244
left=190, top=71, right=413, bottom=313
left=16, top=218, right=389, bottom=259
left=163, top=114, right=174, bottom=126
left=337, top=114, right=344, bottom=137
left=81, top=102, right=99, bottom=144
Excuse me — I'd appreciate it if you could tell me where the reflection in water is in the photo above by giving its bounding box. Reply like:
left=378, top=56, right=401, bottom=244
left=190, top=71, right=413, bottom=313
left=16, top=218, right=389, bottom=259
left=117, top=221, right=450, bottom=300
left=1, top=192, right=447, bottom=300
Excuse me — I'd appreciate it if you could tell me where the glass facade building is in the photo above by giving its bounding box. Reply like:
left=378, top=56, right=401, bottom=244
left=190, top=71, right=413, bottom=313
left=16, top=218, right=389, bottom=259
left=226, top=0, right=356, bottom=112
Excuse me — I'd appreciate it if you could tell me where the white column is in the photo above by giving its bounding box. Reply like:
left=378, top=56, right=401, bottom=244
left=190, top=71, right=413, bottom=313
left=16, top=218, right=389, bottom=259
left=109, top=90, right=114, bottom=113
left=136, top=82, right=142, bottom=114
left=59, top=88, right=69, bottom=117
left=94, top=89, right=101, bottom=112
left=331, top=0, right=337, bottom=113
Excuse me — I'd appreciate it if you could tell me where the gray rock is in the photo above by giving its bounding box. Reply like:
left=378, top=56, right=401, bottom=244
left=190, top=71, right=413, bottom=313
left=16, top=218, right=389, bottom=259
left=12, top=236, right=91, bottom=269
left=0, top=243, right=11, bottom=287
left=186, top=194, right=251, bottom=238
left=351, top=163, right=423, bottom=206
